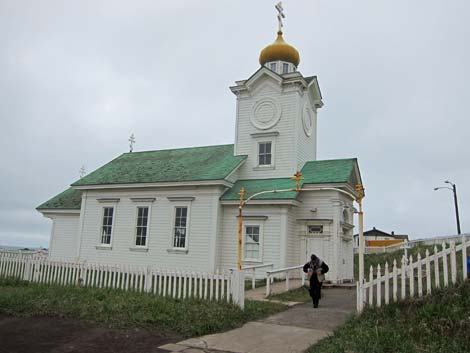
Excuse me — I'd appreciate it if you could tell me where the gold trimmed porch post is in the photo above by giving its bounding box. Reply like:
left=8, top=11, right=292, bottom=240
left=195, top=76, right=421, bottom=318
left=237, top=188, right=246, bottom=271
left=356, top=183, right=365, bottom=311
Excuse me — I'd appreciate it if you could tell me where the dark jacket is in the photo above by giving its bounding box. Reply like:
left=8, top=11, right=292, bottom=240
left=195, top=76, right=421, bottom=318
left=303, top=260, right=329, bottom=285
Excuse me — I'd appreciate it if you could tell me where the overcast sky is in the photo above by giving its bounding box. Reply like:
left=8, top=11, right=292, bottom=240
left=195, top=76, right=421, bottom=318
left=1, top=0, right=469, bottom=248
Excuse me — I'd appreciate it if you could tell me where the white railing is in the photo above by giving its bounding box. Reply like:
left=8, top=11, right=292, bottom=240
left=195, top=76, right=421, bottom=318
left=265, top=264, right=306, bottom=297
left=0, top=252, right=237, bottom=304
left=357, top=238, right=468, bottom=312
left=240, top=263, right=273, bottom=290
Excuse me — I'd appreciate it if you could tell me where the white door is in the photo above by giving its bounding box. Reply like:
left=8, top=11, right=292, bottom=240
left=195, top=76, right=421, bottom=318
left=306, top=237, right=326, bottom=262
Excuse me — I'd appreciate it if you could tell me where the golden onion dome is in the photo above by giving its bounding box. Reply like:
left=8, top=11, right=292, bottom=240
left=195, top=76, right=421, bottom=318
left=259, top=31, right=300, bottom=67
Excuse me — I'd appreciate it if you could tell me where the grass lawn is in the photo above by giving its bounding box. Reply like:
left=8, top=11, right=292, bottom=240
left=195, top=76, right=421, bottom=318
left=354, top=244, right=437, bottom=280
left=0, top=277, right=286, bottom=338
left=308, top=280, right=470, bottom=353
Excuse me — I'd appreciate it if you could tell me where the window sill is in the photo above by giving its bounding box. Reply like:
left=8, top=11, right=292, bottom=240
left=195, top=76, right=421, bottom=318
left=166, top=248, right=189, bottom=254
left=253, top=166, right=275, bottom=171
left=129, top=247, right=149, bottom=252
left=243, top=259, right=263, bottom=264
left=96, top=245, right=112, bottom=250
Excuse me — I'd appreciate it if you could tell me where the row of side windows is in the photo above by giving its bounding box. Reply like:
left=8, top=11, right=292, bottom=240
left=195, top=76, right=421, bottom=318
left=99, top=205, right=262, bottom=262
left=100, top=206, right=189, bottom=249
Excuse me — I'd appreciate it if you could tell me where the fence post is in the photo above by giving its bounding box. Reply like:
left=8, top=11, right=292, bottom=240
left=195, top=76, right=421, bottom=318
left=450, top=241, right=457, bottom=285
left=409, top=255, right=414, bottom=298
left=392, top=259, right=398, bottom=302
left=23, top=257, right=32, bottom=281
left=463, top=236, right=468, bottom=281
left=368, top=266, right=373, bottom=306
left=442, top=242, right=449, bottom=287
left=401, top=255, right=407, bottom=300
left=434, top=246, right=440, bottom=289
left=286, top=271, right=290, bottom=292
left=425, top=250, right=431, bottom=294
left=145, top=265, right=151, bottom=292
left=417, top=253, right=423, bottom=297
left=231, top=270, right=245, bottom=310
left=376, top=264, right=382, bottom=307
left=266, top=273, right=271, bottom=297
left=384, top=262, right=389, bottom=305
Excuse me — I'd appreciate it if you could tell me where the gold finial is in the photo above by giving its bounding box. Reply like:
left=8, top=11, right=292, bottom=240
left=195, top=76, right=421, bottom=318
left=238, top=187, right=246, bottom=207
left=355, top=183, right=365, bottom=203
left=291, top=171, right=304, bottom=191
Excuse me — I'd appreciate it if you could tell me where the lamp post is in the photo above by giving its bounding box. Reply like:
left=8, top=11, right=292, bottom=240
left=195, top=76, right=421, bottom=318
left=434, top=180, right=461, bottom=235
left=435, top=180, right=466, bottom=279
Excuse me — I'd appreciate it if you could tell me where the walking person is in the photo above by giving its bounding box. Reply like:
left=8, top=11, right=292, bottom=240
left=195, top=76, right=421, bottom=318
left=303, top=254, right=329, bottom=308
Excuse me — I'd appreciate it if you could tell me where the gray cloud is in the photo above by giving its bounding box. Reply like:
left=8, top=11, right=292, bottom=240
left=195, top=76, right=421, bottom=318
left=1, top=0, right=469, bottom=247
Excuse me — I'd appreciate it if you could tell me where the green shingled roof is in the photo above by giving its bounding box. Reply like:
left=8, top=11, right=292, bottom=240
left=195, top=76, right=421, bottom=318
left=36, top=188, right=82, bottom=210
left=38, top=155, right=357, bottom=209
left=301, top=158, right=357, bottom=184
left=72, top=144, right=246, bottom=186
left=221, top=158, right=357, bottom=201
left=221, top=178, right=299, bottom=201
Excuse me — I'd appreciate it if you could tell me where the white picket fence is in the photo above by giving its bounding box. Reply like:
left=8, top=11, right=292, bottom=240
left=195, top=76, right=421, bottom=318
left=357, top=239, right=468, bottom=312
left=0, top=252, right=238, bottom=304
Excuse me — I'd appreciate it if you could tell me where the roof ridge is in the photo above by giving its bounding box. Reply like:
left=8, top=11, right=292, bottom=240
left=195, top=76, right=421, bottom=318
left=305, top=157, right=357, bottom=163
left=124, top=143, right=235, bottom=155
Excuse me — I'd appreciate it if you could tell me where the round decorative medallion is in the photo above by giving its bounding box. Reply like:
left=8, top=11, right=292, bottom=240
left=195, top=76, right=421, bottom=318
left=302, top=103, right=314, bottom=137
left=251, top=98, right=282, bottom=130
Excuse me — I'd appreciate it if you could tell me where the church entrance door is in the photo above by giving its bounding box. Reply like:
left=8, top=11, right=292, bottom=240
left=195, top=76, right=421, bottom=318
left=306, top=237, right=326, bottom=262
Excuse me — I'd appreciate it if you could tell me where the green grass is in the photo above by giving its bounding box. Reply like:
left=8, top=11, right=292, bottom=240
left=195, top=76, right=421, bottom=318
left=354, top=244, right=433, bottom=280
left=0, top=277, right=286, bottom=337
left=308, top=280, right=470, bottom=353
left=267, top=286, right=311, bottom=302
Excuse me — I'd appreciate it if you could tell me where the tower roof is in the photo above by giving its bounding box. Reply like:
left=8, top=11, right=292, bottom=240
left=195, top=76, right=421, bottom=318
left=259, top=31, right=300, bottom=67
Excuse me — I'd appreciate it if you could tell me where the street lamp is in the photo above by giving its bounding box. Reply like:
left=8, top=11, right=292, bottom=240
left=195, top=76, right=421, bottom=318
left=434, top=180, right=461, bottom=235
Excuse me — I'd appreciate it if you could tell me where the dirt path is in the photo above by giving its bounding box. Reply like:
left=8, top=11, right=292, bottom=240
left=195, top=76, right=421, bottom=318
left=0, top=315, right=181, bottom=353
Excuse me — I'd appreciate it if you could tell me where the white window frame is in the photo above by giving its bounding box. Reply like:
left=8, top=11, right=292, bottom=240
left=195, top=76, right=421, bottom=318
left=243, top=223, right=264, bottom=263
left=99, top=206, right=115, bottom=248
left=133, top=205, right=151, bottom=248
left=282, top=62, right=289, bottom=74
left=170, top=203, right=191, bottom=251
left=257, top=141, right=273, bottom=167
left=308, top=225, right=323, bottom=235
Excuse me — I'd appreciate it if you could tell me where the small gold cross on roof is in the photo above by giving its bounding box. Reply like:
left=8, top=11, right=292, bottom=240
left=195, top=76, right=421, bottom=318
left=291, top=171, right=304, bottom=191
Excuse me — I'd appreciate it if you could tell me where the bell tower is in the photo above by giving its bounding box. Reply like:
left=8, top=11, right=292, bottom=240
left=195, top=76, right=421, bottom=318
left=230, top=2, right=323, bottom=180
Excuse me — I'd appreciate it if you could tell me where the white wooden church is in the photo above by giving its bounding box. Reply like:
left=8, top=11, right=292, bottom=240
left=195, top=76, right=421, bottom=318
left=37, top=10, right=362, bottom=283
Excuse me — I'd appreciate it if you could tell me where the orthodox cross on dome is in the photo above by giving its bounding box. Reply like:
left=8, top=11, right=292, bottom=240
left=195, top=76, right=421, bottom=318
left=79, top=165, right=86, bottom=178
left=129, top=133, right=135, bottom=153
left=275, top=2, right=285, bottom=32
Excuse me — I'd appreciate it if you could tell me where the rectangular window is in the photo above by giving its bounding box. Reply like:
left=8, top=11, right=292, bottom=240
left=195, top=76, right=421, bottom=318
left=258, top=142, right=272, bottom=166
left=270, top=62, right=277, bottom=72
left=135, top=207, right=149, bottom=246
left=101, top=207, right=114, bottom=245
left=244, top=226, right=260, bottom=261
left=173, top=207, right=188, bottom=248
left=308, top=225, right=323, bottom=234
left=282, top=63, right=289, bottom=74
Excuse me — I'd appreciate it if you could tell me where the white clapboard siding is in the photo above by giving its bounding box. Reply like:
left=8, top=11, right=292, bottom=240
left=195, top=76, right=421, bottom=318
left=357, top=240, right=470, bottom=312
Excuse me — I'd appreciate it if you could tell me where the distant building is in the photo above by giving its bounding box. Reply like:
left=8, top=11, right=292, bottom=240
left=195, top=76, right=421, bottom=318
left=353, top=227, right=408, bottom=248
